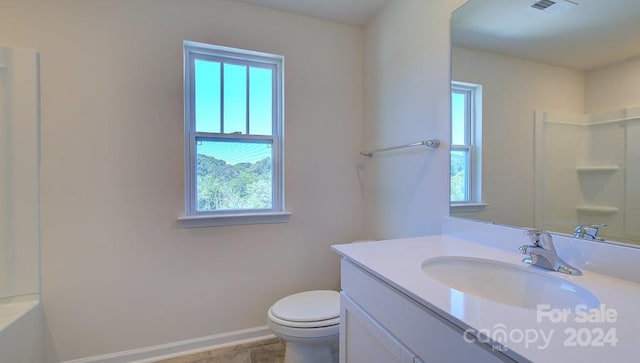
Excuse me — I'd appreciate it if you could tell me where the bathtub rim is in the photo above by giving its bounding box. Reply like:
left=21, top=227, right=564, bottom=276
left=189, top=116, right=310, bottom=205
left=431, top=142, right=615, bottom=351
left=0, top=293, right=40, bottom=331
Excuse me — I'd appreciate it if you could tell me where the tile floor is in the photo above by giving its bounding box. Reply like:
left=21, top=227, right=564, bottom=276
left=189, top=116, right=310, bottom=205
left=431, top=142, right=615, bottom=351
left=154, top=337, right=285, bottom=363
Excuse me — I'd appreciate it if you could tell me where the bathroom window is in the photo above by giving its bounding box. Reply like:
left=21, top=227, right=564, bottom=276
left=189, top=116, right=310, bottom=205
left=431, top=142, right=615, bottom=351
left=180, top=41, right=288, bottom=227
left=451, top=82, right=484, bottom=209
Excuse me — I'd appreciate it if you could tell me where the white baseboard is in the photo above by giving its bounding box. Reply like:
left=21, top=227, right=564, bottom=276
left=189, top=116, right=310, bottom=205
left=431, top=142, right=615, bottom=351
left=62, top=326, right=274, bottom=363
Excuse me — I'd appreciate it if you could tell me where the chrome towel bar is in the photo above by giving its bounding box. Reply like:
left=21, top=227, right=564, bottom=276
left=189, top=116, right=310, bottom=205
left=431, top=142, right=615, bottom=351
left=360, top=139, right=440, bottom=157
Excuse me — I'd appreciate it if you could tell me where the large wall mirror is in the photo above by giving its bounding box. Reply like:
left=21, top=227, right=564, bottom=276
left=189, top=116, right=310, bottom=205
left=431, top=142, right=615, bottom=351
left=450, top=0, right=640, bottom=246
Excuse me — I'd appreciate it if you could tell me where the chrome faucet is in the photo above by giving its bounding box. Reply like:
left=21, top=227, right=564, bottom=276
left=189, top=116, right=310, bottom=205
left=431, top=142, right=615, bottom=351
left=573, top=224, right=606, bottom=241
left=519, top=230, right=582, bottom=275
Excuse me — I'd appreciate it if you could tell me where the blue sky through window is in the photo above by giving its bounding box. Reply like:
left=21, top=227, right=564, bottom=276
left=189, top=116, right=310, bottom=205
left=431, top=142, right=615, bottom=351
left=195, top=60, right=221, bottom=133
left=195, top=59, right=274, bottom=164
left=451, top=92, right=466, bottom=144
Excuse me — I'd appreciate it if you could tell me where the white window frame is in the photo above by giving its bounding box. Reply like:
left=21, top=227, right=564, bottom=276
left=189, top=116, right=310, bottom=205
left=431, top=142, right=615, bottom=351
left=179, top=41, right=289, bottom=227
left=451, top=81, right=487, bottom=212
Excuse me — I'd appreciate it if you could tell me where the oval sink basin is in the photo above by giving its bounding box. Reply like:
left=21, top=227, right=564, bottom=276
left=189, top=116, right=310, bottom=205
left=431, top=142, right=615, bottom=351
left=421, top=256, right=599, bottom=310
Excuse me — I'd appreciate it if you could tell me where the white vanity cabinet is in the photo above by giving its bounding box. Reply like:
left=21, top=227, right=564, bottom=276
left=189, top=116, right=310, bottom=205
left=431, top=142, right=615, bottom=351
left=339, top=259, right=513, bottom=363
left=341, top=293, right=421, bottom=363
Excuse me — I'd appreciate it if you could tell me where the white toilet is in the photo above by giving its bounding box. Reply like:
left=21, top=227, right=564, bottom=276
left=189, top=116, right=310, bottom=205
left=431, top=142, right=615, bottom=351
left=267, top=290, right=340, bottom=363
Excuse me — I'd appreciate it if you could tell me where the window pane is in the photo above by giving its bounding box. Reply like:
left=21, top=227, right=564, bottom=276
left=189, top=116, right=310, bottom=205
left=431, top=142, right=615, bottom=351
left=195, top=60, right=221, bottom=133
left=223, top=63, right=247, bottom=134
left=196, top=139, right=273, bottom=211
left=249, top=67, right=273, bottom=135
left=451, top=149, right=470, bottom=202
left=451, top=91, right=468, bottom=145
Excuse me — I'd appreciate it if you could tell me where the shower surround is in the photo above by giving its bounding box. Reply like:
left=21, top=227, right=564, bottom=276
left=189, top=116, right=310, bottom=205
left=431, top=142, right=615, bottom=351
left=534, top=107, right=640, bottom=244
left=0, top=45, right=42, bottom=363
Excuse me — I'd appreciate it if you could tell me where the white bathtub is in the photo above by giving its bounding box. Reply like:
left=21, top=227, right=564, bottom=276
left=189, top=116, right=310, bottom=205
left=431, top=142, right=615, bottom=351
left=0, top=295, right=43, bottom=363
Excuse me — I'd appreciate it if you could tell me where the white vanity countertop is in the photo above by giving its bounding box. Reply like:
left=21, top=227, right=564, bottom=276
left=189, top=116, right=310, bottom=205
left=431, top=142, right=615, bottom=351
left=333, top=235, right=640, bottom=363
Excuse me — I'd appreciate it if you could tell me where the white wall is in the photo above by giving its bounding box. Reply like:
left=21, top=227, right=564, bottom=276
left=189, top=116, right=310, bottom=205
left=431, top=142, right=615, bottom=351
left=362, top=0, right=467, bottom=239
left=0, top=0, right=364, bottom=361
left=451, top=46, right=584, bottom=228
left=586, top=56, right=640, bottom=114
left=0, top=0, right=504, bottom=360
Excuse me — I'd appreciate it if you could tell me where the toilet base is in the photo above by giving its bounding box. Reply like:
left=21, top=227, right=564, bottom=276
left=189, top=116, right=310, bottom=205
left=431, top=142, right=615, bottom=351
left=284, top=339, right=336, bottom=363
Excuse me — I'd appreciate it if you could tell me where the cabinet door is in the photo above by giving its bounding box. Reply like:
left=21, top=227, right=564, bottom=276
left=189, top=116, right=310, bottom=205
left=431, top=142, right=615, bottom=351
left=340, top=293, right=416, bottom=363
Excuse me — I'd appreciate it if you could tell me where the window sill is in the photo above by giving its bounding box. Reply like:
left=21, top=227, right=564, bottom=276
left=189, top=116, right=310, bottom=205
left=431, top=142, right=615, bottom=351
left=178, top=211, right=291, bottom=228
left=450, top=202, right=490, bottom=213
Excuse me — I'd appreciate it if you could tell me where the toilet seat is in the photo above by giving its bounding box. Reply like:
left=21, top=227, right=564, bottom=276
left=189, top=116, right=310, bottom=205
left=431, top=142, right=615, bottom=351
left=268, top=308, right=340, bottom=328
left=268, top=290, right=340, bottom=328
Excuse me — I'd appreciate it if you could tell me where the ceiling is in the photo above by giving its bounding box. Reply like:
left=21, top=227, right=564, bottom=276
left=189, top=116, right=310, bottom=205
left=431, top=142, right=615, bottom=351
left=238, top=0, right=391, bottom=26
left=237, top=0, right=640, bottom=71
left=452, top=0, right=640, bottom=70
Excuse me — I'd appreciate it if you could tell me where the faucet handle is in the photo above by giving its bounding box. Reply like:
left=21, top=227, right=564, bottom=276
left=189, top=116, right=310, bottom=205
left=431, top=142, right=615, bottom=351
left=524, top=230, right=557, bottom=253
left=573, top=225, right=586, bottom=235
left=574, top=224, right=607, bottom=240
left=524, top=229, right=551, bottom=247
left=524, top=229, right=546, bottom=236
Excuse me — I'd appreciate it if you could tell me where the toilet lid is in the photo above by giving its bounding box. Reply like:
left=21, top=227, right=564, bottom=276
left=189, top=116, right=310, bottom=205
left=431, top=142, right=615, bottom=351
left=270, top=290, right=340, bottom=322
